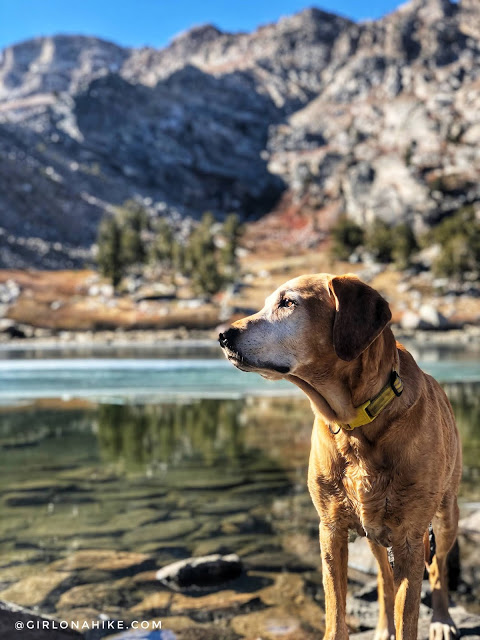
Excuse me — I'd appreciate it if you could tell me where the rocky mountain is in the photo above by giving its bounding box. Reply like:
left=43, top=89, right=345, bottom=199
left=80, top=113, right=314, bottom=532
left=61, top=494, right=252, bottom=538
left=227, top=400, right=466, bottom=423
left=0, top=0, right=479, bottom=268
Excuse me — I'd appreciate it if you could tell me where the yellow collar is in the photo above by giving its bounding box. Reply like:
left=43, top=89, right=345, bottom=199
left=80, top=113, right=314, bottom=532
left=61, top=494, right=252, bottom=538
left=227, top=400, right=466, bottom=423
left=335, top=371, right=403, bottom=431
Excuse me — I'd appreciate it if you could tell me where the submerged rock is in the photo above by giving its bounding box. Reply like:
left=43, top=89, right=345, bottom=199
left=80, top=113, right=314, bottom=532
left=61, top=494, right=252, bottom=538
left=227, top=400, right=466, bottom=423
left=156, top=554, right=243, bottom=590
left=50, top=549, right=154, bottom=576
left=0, top=599, right=81, bottom=639
left=0, top=571, right=70, bottom=608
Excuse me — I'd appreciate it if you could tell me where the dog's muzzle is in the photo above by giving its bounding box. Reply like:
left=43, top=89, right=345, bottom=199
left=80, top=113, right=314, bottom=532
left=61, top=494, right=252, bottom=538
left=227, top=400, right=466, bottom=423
left=219, top=329, right=290, bottom=375
left=218, top=329, right=251, bottom=371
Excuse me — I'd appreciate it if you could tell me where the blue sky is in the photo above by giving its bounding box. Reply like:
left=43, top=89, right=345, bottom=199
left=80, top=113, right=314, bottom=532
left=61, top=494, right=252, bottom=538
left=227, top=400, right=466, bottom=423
left=0, top=1, right=405, bottom=51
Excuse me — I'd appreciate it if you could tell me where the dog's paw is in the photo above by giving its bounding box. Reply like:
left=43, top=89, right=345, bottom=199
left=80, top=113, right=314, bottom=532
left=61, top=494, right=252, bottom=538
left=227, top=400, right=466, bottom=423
left=373, top=628, right=395, bottom=640
left=429, top=619, right=458, bottom=640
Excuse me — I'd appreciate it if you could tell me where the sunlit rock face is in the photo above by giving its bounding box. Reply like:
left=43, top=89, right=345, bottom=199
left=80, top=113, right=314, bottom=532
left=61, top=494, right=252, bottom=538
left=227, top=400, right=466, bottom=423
left=0, top=0, right=479, bottom=267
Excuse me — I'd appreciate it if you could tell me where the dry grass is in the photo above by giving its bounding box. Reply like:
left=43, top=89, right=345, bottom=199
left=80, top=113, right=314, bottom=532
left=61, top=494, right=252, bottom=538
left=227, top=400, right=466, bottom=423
left=0, top=270, right=92, bottom=296
left=2, top=251, right=480, bottom=331
left=1, top=269, right=221, bottom=331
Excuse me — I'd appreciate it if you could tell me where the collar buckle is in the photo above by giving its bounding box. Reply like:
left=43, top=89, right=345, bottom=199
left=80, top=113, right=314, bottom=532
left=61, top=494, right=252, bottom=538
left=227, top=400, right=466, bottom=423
left=390, top=370, right=403, bottom=397
left=343, top=399, right=375, bottom=430
left=335, top=370, right=403, bottom=433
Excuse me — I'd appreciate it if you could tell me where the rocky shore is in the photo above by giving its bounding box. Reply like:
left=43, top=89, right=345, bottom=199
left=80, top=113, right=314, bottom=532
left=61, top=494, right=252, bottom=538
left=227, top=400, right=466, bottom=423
left=0, top=418, right=479, bottom=639
left=1, top=325, right=480, bottom=352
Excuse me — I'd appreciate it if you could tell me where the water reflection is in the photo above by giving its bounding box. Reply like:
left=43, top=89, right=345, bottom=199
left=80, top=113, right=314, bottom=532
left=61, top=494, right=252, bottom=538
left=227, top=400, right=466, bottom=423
left=97, top=400, right=246, bottom=469
left=0, top=382, right=479, bottom=626
left=446, top=382, right=480, bottom=498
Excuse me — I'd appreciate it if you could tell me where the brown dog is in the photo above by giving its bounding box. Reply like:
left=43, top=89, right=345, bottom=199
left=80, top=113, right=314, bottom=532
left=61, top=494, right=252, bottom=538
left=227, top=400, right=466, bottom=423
left=219, top=273, right=461, bottom=640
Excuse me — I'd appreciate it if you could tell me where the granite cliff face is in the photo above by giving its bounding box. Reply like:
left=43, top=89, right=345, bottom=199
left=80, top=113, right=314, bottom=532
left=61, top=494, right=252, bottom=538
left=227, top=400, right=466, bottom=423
left=0, top=0, right=479, bottom=267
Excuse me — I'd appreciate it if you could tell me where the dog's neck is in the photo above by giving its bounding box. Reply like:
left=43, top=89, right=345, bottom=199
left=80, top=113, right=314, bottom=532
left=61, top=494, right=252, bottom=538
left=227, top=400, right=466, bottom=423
left=286, top=327, right=399, bottom=427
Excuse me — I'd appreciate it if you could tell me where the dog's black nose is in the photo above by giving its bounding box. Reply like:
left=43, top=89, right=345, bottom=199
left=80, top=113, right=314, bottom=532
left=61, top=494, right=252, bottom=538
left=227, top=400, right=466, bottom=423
left=218, top=332, right=228, bottom=347
left=218, top=328, right=239, bottom=349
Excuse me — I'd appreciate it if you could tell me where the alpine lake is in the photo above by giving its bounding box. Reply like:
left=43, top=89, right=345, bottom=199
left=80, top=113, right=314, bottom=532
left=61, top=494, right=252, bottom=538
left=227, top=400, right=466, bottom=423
left=0, top=339, right=479, bottom=639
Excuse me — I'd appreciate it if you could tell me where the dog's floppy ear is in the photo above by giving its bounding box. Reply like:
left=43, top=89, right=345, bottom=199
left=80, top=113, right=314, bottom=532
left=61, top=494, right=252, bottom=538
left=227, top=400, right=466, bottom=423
left=329, top=275, right=392, bottom=362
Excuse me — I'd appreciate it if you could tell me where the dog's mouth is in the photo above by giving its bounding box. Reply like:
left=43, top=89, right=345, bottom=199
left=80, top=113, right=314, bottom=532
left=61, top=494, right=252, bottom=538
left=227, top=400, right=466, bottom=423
left=221, top=345, right=255, bottom=372
left=221, top=345, right=290, bottom=376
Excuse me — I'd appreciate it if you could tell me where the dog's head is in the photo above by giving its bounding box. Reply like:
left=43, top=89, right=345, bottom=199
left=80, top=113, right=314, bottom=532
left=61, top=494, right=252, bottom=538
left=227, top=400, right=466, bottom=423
left=219, top=273, right=392, bottom=379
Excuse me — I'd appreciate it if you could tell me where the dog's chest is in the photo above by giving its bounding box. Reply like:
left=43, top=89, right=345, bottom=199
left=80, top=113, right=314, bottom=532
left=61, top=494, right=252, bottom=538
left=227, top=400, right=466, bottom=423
left=341, top=463, right=393, bottom=545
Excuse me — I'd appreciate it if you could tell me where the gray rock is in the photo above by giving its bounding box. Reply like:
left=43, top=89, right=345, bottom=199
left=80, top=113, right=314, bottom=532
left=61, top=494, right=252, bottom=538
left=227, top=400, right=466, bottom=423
left=0, top=320, right=26, bottom=338
left=0, top=599, right=81, bottom=639
left=459, top=510, right=480, bottom=535
left=419, top=304, right=449, bottom=329
left=244, top=551, right=315, bottom=573
left=348, top=537, right=378, bottom=576
left=156, top=553, right=242, bottom=590
left=400, top=311, right=426, bottom=331
left=350, top=604, right=480, bottom=640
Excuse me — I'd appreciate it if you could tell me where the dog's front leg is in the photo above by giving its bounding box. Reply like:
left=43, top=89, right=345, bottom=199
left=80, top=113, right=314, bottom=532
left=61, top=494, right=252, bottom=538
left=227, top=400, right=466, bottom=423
left=391, top=537, right=425, bottom=640
left=320, top=521, right=349, bottom=640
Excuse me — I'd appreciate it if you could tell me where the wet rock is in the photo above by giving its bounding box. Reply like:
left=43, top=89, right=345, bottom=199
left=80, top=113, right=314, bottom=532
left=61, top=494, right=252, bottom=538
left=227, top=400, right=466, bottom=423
left=4, top=492, right=94, bottom=507
left=230, top=605, right=320, bottom=640
left=0, top=549, right=46, bottom=569
left=156, top=616, right=191, bottom=631
left=196, top=497, right=259, bottom=516
left=230, top=480, right=291, bottom=496
left=192, top=534, right=262, bottom=557
left=169, top=589, right=261, bottom=620
left=167, top=628, right=236, bottom=640
left=237, top=538, right=283, bottom=557
left=56, top=578, right=141, bottom=612
left=129, top=591, right=172, bottom=615
left=50, top=550, right=154, bottom=576
left=0, top=571, right=71, bottom=608
left=0, top=563, right=47, bottom=589
left=156, top=554, right=243, bottom=591
left=220, top=513, right=261, bottom=535
left=3, top=479, right=80, bottom=493
left=257, top=573, right=305, bottom=606
left=123, top=519, right=198, bottom=545
left=130, top=570, right=159, bottom=585
left=54, top=607, right=110, bottom=633
left=244, top=551, right=316, bottom=573
left=98, top=486, right=168, bottom=502
left=0, top=599, right=81, bottom=639
left=187, top=520, right=222, bottom=541
left=107, top=509, right=168, bottom=531
left=57, top=468, right=118, bottom=484
left=165, top=472, right=247, bottom=491
left=135, top=543, right=191, bottom=561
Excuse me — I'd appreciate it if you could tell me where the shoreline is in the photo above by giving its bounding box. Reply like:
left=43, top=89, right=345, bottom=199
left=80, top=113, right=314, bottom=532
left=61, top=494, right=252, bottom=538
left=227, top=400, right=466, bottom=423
left=0, top=326, right=480, bottom=354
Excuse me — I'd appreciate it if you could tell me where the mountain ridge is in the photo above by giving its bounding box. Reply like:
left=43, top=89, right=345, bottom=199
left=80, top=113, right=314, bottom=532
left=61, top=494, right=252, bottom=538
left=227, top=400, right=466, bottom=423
left=0, top=0, right=479, bottom=268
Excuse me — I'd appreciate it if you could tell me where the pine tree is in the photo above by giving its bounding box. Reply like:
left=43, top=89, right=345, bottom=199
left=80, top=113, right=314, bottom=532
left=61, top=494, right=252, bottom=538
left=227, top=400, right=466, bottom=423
left=96, top=217, right=123, bottom=288
left=117, top=200, right=148, bottom=267
left=221, top=213, right=242, bottom=275
left=187, top=212, right=224, bottom=296
left=150, top=218, right=175, bottom=268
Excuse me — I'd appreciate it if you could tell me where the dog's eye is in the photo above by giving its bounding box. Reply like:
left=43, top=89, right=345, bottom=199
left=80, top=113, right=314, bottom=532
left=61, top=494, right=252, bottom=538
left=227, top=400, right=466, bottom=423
left=279, top=297, right=295, bottom=309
